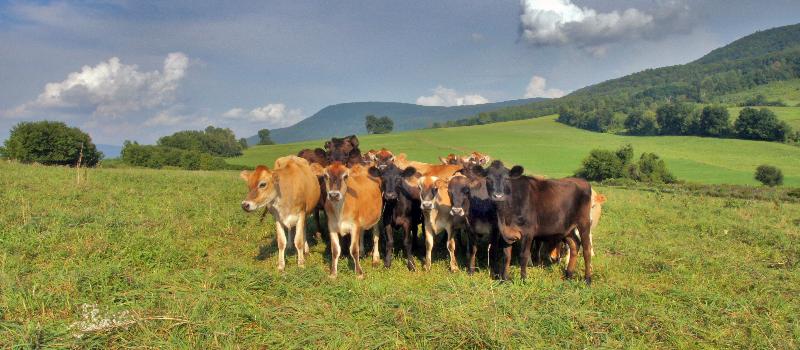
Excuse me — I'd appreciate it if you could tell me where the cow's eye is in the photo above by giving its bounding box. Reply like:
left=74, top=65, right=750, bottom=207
left=343, top=174, right=349, bottom=180
left=258, top=182, right=267, bottom=188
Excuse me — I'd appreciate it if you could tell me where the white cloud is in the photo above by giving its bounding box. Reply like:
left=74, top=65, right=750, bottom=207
left=9, top=52, right=189, bottom=117
left=519, top=0, right=694, bottom=54
left=523, top=75, right=566, bottom=98
left=416, top=86, right=489, bottom=107
left=470, top=33, right=485, bottom=42
left=143, top=110, right=187, bottom=127
left=222, top=103, right=303, bottom=126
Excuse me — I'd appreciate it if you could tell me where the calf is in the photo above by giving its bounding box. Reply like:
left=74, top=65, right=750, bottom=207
left=318, top=162, right=383, bottom=279
left=419, top=175, right=461, bottom=272
left=371, top=148, right=395, bottom=171
left=368, top=164, right=422, bottom=270
left=240, top=156, right=321, bottom=271
left=447, top=174, right=501, bottom=276
left=476, top=161, right=593, bottom=283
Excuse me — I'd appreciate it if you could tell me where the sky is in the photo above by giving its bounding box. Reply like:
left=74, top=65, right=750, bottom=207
left=1, top=0, right=799, bottom=145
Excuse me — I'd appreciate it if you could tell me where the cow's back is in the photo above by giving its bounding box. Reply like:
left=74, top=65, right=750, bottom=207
left=274, top=156, right=321, bottom=213
left=528, top=178, right=591, bottom=235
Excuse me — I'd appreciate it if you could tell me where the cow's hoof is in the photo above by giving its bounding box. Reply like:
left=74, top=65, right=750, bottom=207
left=585, top=277, right=592, bottom=286
left=383, top=262, right=392, bottom=269
left=449, top=267, right=459, bottom=273
left=563, top=270, right=574, bottom=280
left=356, top=273, right=365, bottom=280
left=372, top=260, right=380, bottom=268
left=406, top=262, right=416, bottom=272
left=328, top=273, right=337, bottom=279
left=297, top=263, right=305, bottom=269
left=423, top=264, right=431, bottom=272
left=277, top=266, right=285, bottom=273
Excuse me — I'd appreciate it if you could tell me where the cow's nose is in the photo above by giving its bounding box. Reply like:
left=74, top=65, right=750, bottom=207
left=241, top=201, right=251, bottom=212
left=492, top=193, right=505, bottom=200
left=385, top=192, right=397, bottom=200
left=450, top=207, right=464, bottom=216
left=421, top=201, right=433, bottom=210
left=328, top=192, right=342, bottom=201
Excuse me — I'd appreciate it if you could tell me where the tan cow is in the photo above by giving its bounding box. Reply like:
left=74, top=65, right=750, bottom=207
left=439, top=152, right=491, bottom=167
left=240, top=156, right=321, bottom=271
left=318, top=162, right=383, bottom=279
left=418, top=175, right=459, bottom=272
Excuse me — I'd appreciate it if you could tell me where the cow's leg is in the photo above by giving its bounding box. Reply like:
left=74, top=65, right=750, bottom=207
left=383, top=225, right=394, bottom=268
left=423, top=222, right=434, bottom=271
left=275, top=222, right=288, bottom=272
left=468, top=232, right=478, bottom=275
left=314, top=208, right=324, bottom=242
left=564, top=236, right=578, bottom=280
left=403, top=224, right=416, bottom=271
left=371, top=226, right=380, bottom=267
left=329, top=231, right=341, bottom=279
left=446, top=226, right=459, bottom=272
left=350, top=226, right=364, bottom=279
left=580, top=225, right=593, bottom=285
left=519, top=235, right=532, bottom=280
left=294, top=212, right=307, bottom=268
left=501, top=243, right=512, bottom=281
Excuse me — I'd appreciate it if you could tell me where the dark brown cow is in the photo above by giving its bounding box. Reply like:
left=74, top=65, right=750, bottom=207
left=325, top=135, right=363, bottom=167
left=475, top=161, right=593, bottom=283
left=447, top=174, right=502, bottom=276
left=371, top=148, right=395, bottom=171
left=368, top=164, right=422, bottom=271
left=297, top=147, right=330, bottom=238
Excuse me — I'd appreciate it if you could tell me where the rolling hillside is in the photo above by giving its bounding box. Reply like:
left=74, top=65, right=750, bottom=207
left=230, top=114, right=800, bottom=186
left=245, top=98, right=545, bottom=144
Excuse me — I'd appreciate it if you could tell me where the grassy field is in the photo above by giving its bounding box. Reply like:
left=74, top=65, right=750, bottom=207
left=229, top=115, right=800, bottom=186
left=719, top=78, right=800, bottom=106
left=728, top=106, right=800, bottom=131
left=1, top=161, right=799, bottom=348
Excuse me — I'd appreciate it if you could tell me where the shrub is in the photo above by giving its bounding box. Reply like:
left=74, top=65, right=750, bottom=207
left=2, top=120, right=102, bottom=166
left=656, top=102, right=694, bottom=135
left=120, top=141, right=236, bottom=171
left=637, top=153, right=677, bottom=183
left=575, top=149, right=624, bottom=181
left=755, top=165, right=783, bottom=187
left=696, top=105, right=731, bottom=137
left=734, top=108, right=791, bottom=142
left=158, top=126, right=243, bottom=157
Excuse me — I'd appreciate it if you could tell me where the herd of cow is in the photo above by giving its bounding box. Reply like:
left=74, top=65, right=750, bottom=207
left=240, top=135, right=606, bottom=284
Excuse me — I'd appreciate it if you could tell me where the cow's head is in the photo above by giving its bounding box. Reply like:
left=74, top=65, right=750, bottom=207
left=239, top=166, right=277, bottom=212
left=439, top=153, right=460, bottom=165
left=467, top=152, right=491, bottom=167
left=418, top=176, right=449, bottom=211
left=368, top=163, right=416, bottom=201
left=325, top=135, right=360, bottom=163
left=447, top=175, right=474, bottom=217
left=322, top=161, right=351, bottom=202
left=473, top=160, right=524, bottom=202
left=373, top=148, right=395, bottom=170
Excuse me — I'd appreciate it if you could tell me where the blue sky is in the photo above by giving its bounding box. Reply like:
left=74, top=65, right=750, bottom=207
left=1, top=0, right=799, bottom=144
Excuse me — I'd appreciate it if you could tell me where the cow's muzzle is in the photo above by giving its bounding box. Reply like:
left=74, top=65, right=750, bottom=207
left=491, top=193, right=506, bottom=201
left=450, top=207, right=465, bottom=217
left=328, top=191, right=343, bottom=201
left=421, top=201, right=434, bottom=210
left=384, top=192, right=398, bottom=200
left=241, top=201, right=255, bottom=212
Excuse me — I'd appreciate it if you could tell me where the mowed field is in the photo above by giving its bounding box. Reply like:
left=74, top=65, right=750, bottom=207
left=229, top=115, right=800, bottom=186
left=2, top=160, right=800, bottom=348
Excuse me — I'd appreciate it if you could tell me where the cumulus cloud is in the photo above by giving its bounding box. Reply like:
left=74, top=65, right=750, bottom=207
left=9, top=52, right=189, bottom=117
left=222, top=103, right=303, bottom=126
left=523, top=75, right=566, bottom=98
left=416, top=86, right=489, bottom=107
left=519, top=0, right=694, bottom=54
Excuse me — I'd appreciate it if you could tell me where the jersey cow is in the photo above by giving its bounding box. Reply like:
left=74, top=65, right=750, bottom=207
left=319, top=162, right=383, bottom=279
left=419, top=175, right=461, bottom=272
left=240, top=156, right=321, bottom=272
left=475, top=161, right=594, bottom=283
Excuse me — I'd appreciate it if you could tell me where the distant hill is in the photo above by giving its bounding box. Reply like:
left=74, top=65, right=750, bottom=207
left=246, top=98, right=546, bottom=144
left=444, top=23, right=800, bottom=131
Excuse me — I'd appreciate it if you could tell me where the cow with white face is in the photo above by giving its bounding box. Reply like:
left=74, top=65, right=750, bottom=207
left=418, top=175, right=461, bottom=272
left=240, top=156, right=321, bottom=272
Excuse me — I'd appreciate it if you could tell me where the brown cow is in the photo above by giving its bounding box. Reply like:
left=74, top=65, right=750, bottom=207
left=371, top=148, right=395, bottom=171
left=318, top=162, right=383, bottom=279
left=240, top=156, right=321, bottom=271
left=325, top=135, right=363, bottom=167
left=476, top=161, right=593, bottom=283
left=439, top=152, right=491, bottom=167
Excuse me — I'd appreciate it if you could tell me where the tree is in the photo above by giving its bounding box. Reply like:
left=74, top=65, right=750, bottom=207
left=575, top=149, right=624, bottom=181
left=696, top=105, right=731, bottom=137
left=157, top=126, right=243, bottom=157
left=755, top=165, right=783, bottom=186
left=257, top=129, right=274, bottom=145
left=238, top=138, right=248, bottom=149
left=636, top=153, right=676, bottom=183
left=656, top=102, right=694, bottom=135
left=366, top=115, right=394, bottom=134
left=734, top=108, right=791, bottom=142
left=2, top=121, right=102, bottom=166
left=624, top=110, right=658, bottom=135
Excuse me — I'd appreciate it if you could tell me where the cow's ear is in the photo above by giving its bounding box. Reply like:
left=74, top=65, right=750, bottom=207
left=324, top=141, right=332, bottom=150
left=438, top=156, right=448, bottom=165
left=314, top=148, right=327, bottom=158
left=596, top=194, right=607, bottom=204
left=471, top=165, right=487, bottom=177
left=239, top=170, right=250, bottom=181
left=509, top=165, right=524, bottom=178
left=401, top=166, right=417, bottom=178
left=309, top=163, right=325, bottom=177
left=347, top=135, right=359, bottom=148
left=367, top=166, right=382, bottom=178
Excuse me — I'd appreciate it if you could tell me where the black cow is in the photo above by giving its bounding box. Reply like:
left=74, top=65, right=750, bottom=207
left=447, top=174, right=502, bottom=276
left=325, top=135, right=363, bottom=167
left=474, top=161, right=593, bottom=283
left=368, top=164, right=422, bottom=270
